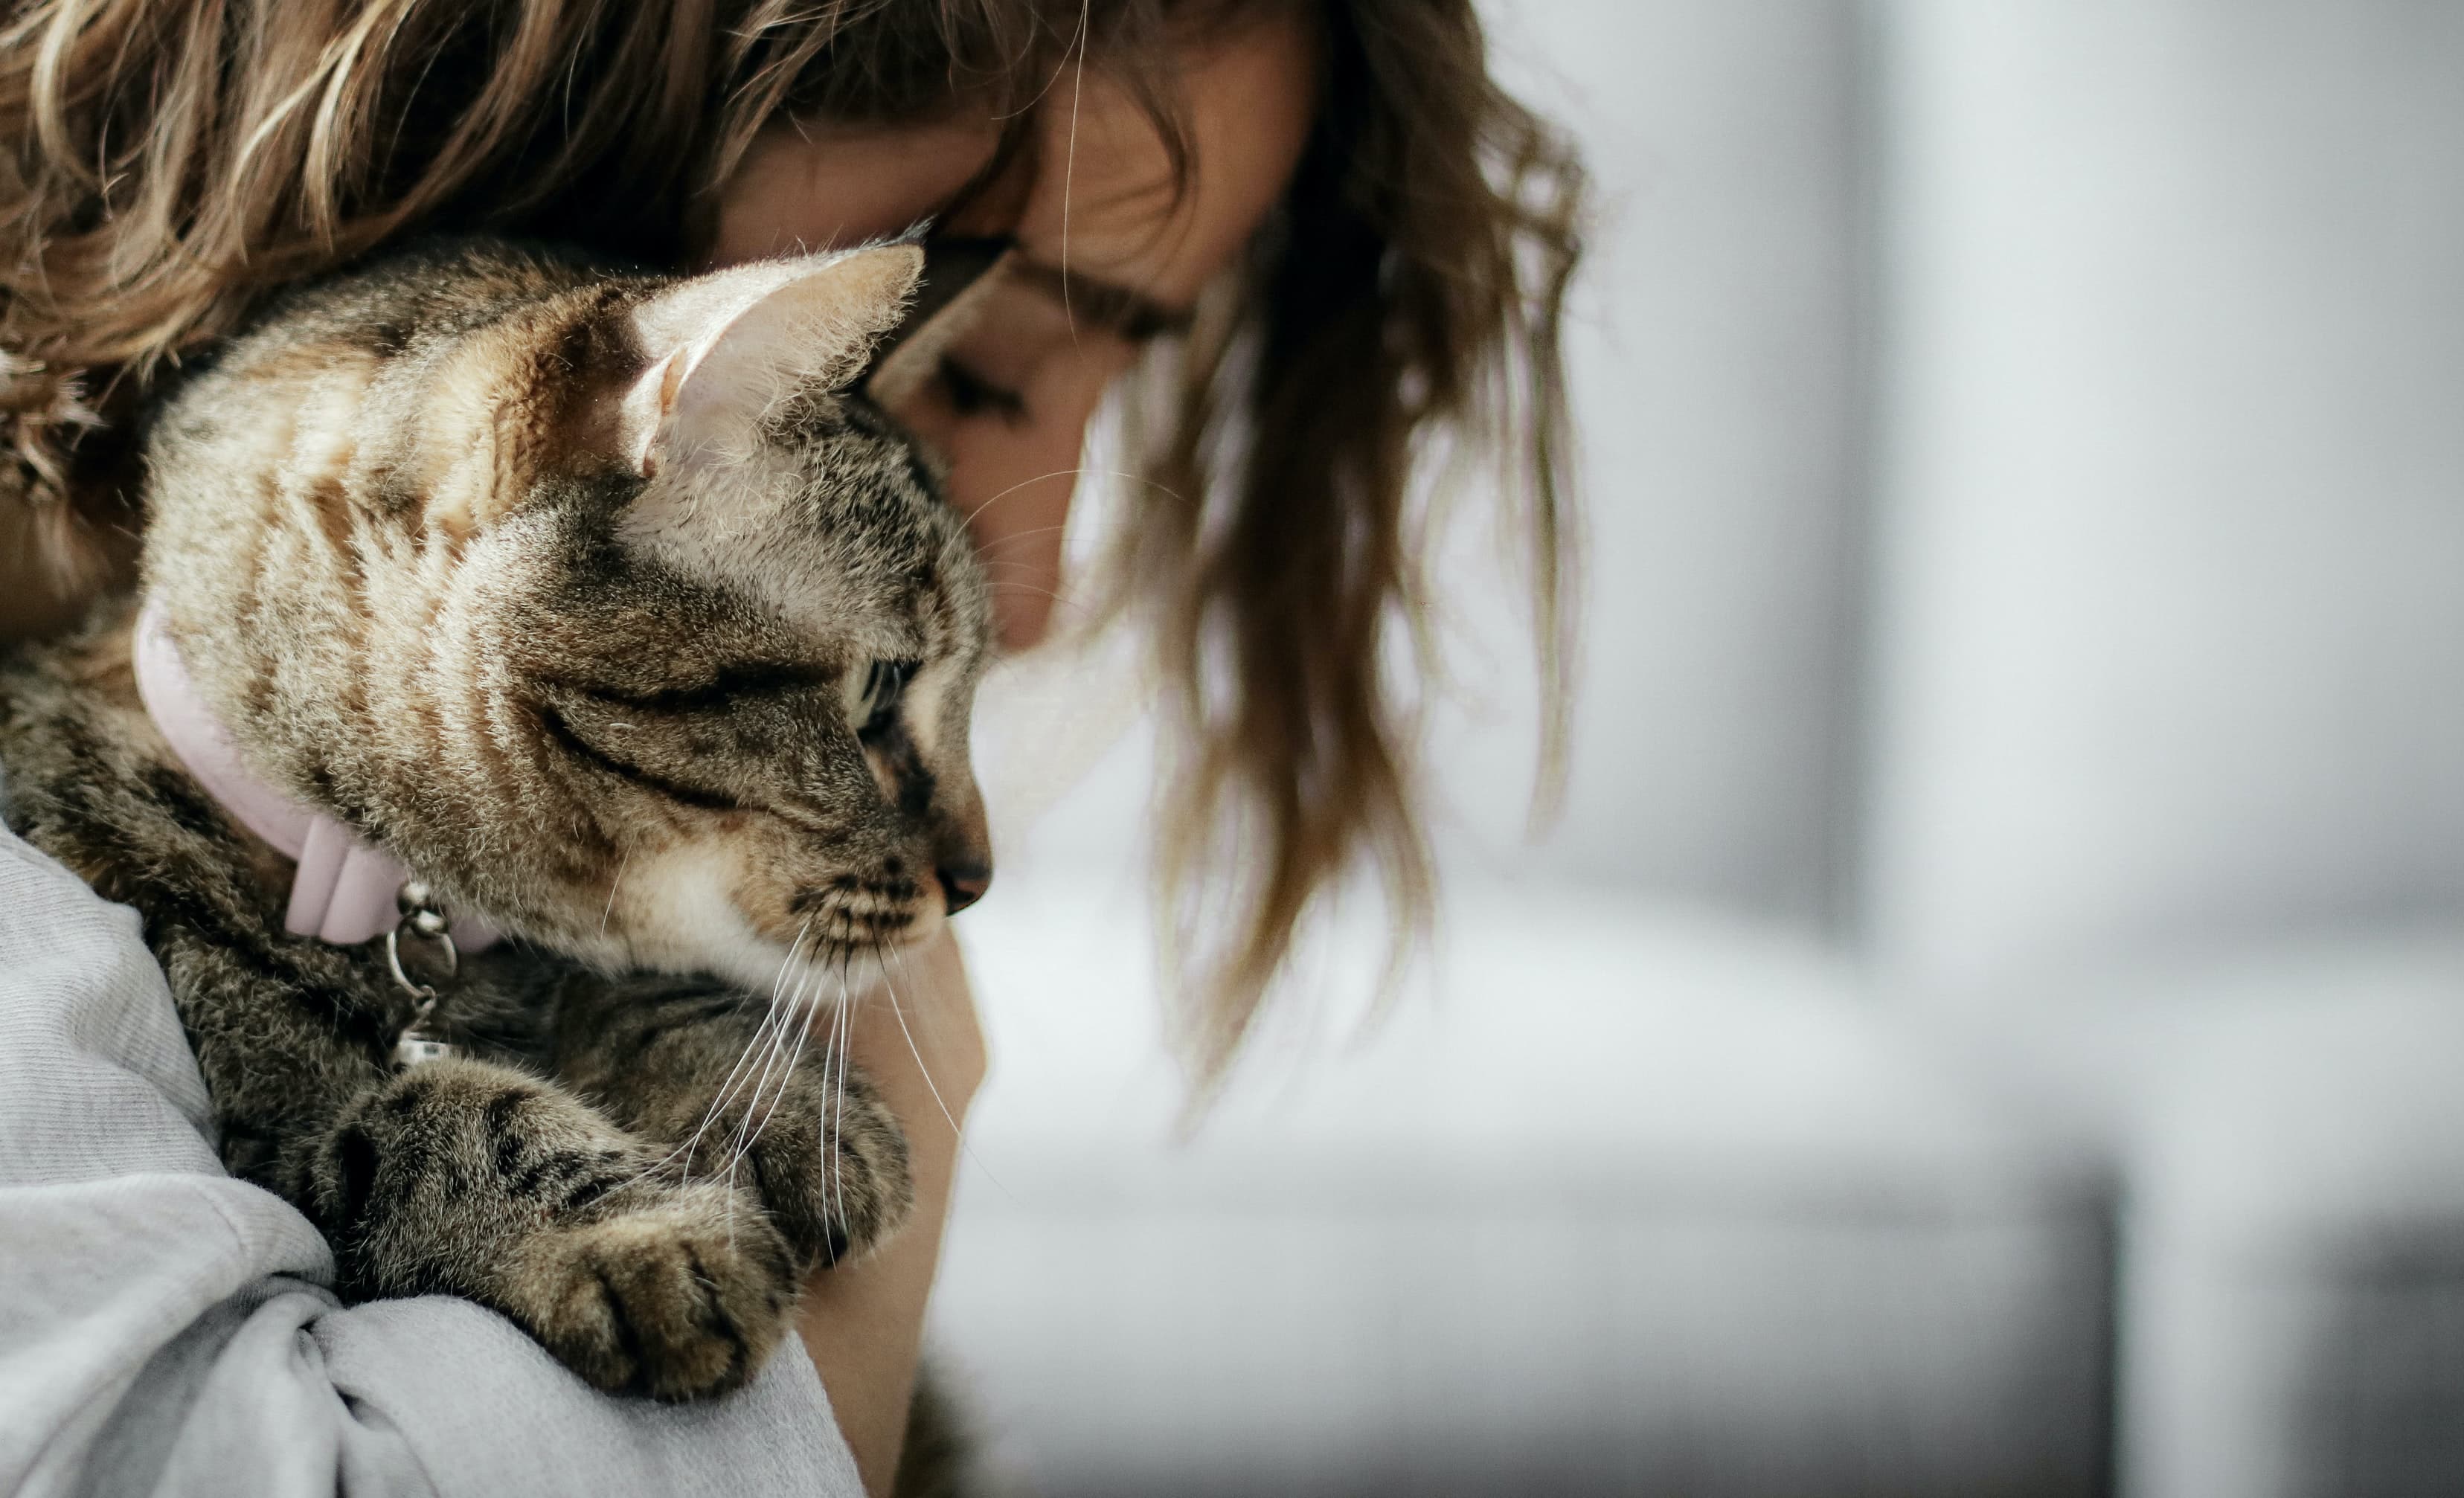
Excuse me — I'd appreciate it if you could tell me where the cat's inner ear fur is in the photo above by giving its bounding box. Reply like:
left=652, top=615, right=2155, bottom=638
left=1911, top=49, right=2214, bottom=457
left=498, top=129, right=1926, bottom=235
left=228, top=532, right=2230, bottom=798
left=621, top=245, right=923, bottom=476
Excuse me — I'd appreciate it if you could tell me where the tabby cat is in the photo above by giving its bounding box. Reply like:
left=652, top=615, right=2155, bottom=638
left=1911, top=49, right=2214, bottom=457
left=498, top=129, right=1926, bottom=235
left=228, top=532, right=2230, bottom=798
left=0, top=237, right=994, bottom=1402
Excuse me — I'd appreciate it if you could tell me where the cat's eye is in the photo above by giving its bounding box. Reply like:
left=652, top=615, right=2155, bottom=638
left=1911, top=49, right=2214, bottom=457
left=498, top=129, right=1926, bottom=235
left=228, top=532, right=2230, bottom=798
left=933, top=356, right=1029, bottom=427
left=854, top=659, right=918, bottom=737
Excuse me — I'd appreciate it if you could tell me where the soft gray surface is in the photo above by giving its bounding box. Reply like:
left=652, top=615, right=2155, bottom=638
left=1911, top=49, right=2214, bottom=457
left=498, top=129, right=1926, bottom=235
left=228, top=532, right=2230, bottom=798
left=1948, top=937, right=2464, bottom=1498
left=2128, top=1020, right=2464, bottom=1498
left=939, top=1203, right=2108, bottom=1498
left=934, top=879, right=2111, bottom=1497
left=0, top=821, right=862, bottom=1498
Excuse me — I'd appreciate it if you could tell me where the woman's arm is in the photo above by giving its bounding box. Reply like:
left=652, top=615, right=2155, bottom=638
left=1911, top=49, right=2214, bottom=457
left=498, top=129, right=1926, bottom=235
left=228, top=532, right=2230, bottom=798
left=797, top=930, right=986, bottom=1497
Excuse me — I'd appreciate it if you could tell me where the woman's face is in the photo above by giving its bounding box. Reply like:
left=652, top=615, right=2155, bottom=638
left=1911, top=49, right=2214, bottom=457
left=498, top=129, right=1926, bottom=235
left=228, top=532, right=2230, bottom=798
left=705, top=14, right=1318, bottom=650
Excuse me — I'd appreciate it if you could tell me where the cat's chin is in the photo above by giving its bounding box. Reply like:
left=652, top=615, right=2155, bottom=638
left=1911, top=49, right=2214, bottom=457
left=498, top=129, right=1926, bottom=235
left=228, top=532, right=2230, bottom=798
left=768, top=944, right=898, bottom=1016
left=688, top=936, right=945, bottom=1020
left=548, top=840, right=943, bottom=1008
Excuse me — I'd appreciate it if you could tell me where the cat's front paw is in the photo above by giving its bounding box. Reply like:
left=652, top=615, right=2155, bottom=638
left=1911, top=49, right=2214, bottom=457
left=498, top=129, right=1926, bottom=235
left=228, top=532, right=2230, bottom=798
left=732, top=1059, right=914, bottom=1269
left=549, top=980, right=918, bottom=1273
left=513, top=1180, right=801, bottom=1401
left=320, top=1060, right=803, bottom=1402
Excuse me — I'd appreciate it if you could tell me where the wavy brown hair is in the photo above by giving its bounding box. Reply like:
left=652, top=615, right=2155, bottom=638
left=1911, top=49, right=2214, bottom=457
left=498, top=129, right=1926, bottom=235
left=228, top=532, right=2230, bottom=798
left=0, top=0, right=1581, bottom=1080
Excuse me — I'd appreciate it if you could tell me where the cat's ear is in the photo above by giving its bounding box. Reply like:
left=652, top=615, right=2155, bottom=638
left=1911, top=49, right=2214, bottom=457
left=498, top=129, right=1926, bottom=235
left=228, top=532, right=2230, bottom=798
left=620, top=244, right=923, bottom=475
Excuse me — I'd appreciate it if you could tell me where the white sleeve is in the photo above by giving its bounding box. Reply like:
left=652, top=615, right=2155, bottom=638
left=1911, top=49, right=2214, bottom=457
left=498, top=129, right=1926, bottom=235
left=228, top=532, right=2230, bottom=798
left=0, top=825, right=864, bottom=1498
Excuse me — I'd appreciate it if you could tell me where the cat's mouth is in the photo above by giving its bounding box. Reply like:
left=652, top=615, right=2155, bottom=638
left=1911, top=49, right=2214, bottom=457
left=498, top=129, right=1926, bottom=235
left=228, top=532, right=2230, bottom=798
left=784, top=870, right=930, bottom=949
left=735, top=879, right=948, bottom=1017
left=583, top=840, right=946, bottom=1002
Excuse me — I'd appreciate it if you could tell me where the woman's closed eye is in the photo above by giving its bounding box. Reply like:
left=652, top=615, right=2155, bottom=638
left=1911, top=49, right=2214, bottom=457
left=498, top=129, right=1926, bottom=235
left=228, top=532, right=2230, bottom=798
left=932, top=355, right=1028, bottom=427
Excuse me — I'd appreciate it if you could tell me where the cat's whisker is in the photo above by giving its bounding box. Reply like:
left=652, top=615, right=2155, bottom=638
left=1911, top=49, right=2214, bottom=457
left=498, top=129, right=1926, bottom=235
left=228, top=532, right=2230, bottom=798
left=987, top=582, right=1088, bottom=614
left=745, top=950, right=824, bottom=1162
left=707, top=947, right=828, bottom=1235
left=597, top=847, right=629, bottom=939
left=1057, top=0, right=1090, bottom=345
left=829, top=956, right=855, bottom=1258
left=662, top=916, right=814, bottom=1189
left=740, top=996, right=815, bottom=1170
left=957, top=463, right=1190, bottom=524
left=615, top=985, right=786, bottom=1200
left=1072, top=463, right=1195, bottom=508
left=879, top=939, right=1012, bottom=1201
left=699, top=928, right=803, bottom=1095
left=982, top=579, right=1082, bottom=610
left=969, top=523, right=1075, bottom=552
left=975, top=557, right=1072, bottom=575
left=597, top=993, right=786, bottom=1206
left=975, top=554, right=1079, bottom=576
left=729, top=986, right=816, bottom=1245
left=957, top=469, right=1085, bottom=524
left=721, top=951, right=813, bottom=1214
left=875, top=941, right=963, bottom=1142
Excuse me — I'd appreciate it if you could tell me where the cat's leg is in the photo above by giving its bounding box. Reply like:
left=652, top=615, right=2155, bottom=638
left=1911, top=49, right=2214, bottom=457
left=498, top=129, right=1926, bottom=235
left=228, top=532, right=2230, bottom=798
left=150, top=925, right=807, bottom=1398
left=318, top=1052, right=802, bottom=1398
left=545, top=971, right=914, bottom=1271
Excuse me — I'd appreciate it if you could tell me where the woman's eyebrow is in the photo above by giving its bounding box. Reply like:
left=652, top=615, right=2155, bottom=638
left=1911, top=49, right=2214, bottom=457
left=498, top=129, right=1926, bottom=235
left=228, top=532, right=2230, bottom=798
left=1009, top=257, right=1196, bottom=342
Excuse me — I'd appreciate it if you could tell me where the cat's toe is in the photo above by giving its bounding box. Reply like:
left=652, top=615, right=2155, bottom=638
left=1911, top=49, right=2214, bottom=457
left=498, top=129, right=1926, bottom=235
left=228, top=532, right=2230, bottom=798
left=746, top=1073, right=914, bottom=1268
left=823, top=1084, right=914, bottom=1262
left=521, top=1183, right=799, bottom=1401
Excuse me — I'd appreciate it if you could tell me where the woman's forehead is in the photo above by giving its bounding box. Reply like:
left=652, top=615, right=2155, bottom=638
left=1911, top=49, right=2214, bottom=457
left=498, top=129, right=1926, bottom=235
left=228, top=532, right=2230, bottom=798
left=708, top=10, right=1316, bottom=311
left=703, top=115, right=995, bottom=268
left=986, top=11, right=1317, bottom=310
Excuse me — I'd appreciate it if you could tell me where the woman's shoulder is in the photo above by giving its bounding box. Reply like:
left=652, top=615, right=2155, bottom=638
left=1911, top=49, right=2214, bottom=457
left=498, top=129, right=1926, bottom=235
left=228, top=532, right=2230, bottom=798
left=0, top=815, right=223, bottom=1183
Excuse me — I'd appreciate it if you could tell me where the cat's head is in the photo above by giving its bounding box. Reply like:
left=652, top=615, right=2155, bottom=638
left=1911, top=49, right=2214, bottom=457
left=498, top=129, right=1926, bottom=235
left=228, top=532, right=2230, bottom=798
left=411, top=245, right=995, bottom=994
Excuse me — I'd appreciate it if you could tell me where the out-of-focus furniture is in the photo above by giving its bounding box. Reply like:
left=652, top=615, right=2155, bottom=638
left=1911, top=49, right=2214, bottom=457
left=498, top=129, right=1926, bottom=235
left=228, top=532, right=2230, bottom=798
left=930, top=4, right=2464, bottom=1494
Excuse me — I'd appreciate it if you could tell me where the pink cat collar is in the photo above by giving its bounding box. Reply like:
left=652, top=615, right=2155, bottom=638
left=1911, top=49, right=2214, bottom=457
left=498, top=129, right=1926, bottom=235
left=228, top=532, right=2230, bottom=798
left=132, top=598, right=498, bottom=952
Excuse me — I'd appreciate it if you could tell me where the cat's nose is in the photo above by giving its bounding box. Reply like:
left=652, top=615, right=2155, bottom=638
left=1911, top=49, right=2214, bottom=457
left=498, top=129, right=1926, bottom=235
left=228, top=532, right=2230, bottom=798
left=937, top=861, right=992, bottom=916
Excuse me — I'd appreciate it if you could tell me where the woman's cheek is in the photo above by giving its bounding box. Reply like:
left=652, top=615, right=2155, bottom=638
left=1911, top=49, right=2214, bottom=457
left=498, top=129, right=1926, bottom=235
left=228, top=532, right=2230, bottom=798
left=940, top=353, right=1133, bottom=650
left=946, top=416, right=1082, bottom=649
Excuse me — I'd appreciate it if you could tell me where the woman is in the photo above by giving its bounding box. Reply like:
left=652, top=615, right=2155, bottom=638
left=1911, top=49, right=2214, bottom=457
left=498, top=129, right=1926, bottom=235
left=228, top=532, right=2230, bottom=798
left=0, top=1, right=1579, bottom=1492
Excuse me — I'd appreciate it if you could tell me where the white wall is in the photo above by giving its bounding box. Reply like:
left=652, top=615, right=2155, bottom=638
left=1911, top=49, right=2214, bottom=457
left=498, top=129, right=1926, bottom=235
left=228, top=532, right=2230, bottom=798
left=1440, top=0, right=1868, bottom=922
left=1864, top=0, right=2464, bottom=989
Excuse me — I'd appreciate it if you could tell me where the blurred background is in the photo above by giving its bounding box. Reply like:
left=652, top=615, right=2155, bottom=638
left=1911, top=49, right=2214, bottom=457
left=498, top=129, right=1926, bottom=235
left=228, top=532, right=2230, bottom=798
left=930, top=2, right=2464, bottom=1494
